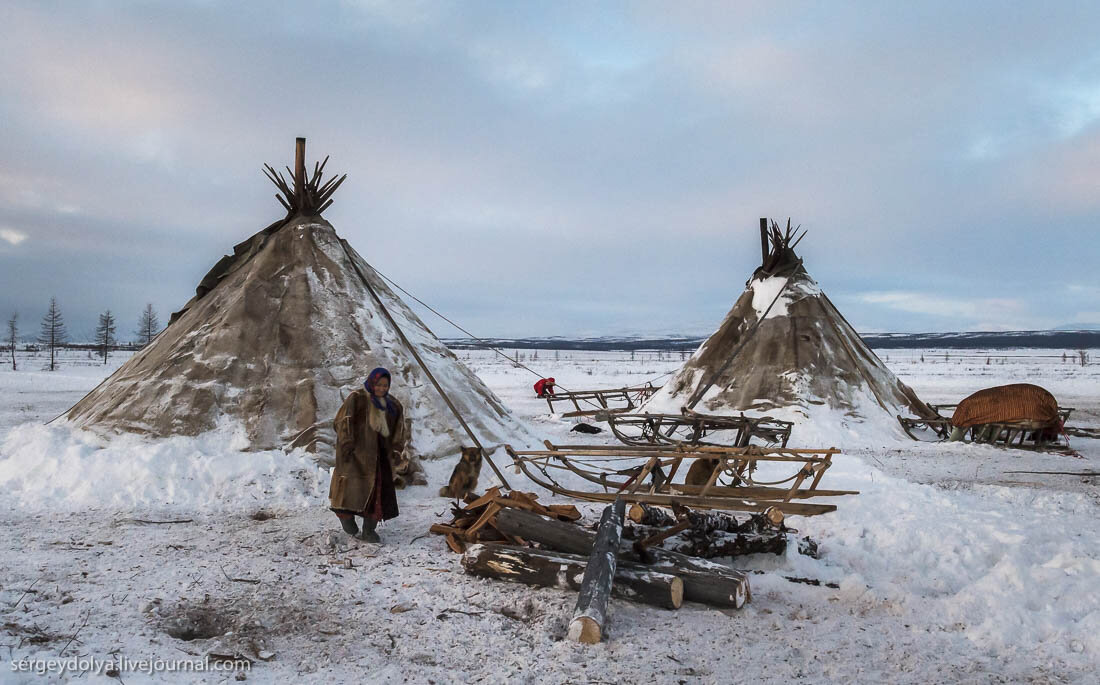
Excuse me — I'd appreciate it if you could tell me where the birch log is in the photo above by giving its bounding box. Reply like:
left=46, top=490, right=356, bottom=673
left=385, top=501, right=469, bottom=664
left=568, top=497, right=625, bottom=643
left=461, top=543, right=682, bottom=609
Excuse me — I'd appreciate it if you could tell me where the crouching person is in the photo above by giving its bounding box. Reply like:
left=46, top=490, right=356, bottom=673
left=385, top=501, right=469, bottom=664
left=329, top=367, right=407, bottom=543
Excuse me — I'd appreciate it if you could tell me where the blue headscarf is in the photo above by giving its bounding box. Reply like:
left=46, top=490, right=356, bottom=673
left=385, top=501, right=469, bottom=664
left=365, top=367, right=396, bottom=415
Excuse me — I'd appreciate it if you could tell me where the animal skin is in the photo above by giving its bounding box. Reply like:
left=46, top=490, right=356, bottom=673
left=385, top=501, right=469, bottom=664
left=439, top=446, right=482, bottom=498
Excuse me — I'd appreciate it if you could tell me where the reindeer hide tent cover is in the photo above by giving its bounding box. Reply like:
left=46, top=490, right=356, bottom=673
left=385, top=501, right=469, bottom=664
left=64, top=143, right=531, bottom=464
left=643, top=220, right=936, bottom=424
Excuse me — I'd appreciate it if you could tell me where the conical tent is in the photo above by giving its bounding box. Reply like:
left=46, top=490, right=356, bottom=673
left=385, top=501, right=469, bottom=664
left=642, top=220, right=934, bottom=426
left=64, top=141, right=532, bottom=465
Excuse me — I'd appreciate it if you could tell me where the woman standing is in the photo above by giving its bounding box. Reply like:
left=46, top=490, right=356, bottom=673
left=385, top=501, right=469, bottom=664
left=329, top=367, right=406, bottom=542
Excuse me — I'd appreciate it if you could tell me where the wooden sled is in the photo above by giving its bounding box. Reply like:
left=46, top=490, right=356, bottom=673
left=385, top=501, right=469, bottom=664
left=505, top=442, right=857, bottom=517
left=607, top=409, right=793, bottom=448
left=898, top=410, right=1074, bottom=451
left=544, top=384, right=661, bottom=418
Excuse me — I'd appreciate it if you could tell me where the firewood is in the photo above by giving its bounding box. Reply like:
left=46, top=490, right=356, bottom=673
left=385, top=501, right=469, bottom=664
left=494, top=508, right=748, bottom=609
left=463, top=487, right=501, bottom=511
left=568, top=498, right=625, bottom=644
left=429, top=523, right=465, bottom=537
left=462, top=502, right=502, bottom=542
left=445, top=534, right=466, bottom=554
left=628, top=503, right=676, bottom=526
left=462, top=543, right=682, bottom=610
left=546, top=504, right=582, bottom=521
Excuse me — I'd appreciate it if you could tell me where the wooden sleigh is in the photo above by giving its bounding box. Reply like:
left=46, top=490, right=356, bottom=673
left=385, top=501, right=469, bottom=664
left=607, top=409, right=793, bottom=448
left=898, top=404, right=1076, bottom=451
left=544, top=384, right=661, bottom=418
left=505, top=442, right=857, bottom=517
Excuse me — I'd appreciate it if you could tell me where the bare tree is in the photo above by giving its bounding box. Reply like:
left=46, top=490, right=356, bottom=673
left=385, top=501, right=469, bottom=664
left=6, top=312, right=16, bottom=371
left=38, top=297, right=68, bottom=371
left=136, top=303, right=161, bottom=347
left=95, top=310, right=117, bottom=365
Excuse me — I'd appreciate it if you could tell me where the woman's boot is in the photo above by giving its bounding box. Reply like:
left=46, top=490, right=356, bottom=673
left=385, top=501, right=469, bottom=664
left=336, top=513, right=359, bottom=536
left=360, top=516, right=381, bottom=543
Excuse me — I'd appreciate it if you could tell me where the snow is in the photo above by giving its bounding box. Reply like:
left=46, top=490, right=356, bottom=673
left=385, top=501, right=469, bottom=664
left=0, top=347, right=1098, bottom=682
left=748, top=274, right=821, bottom=320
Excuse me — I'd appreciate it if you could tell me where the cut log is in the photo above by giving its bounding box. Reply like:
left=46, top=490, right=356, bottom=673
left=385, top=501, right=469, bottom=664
left=461, top=543, right=682, bottom=610
left=495, top=507, right=749, bottom=609
left=628, top=502, right=676, bottom=526
left=569, top=498, right=625, bottom=644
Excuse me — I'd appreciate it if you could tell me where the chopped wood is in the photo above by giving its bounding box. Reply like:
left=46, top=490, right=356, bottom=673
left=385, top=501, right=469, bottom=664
left=546, top=504, right=582, bottom=521
left=494, top=507, right=749, bottom=609
left=463, top=502, right=502, bottom=541
left=445, top=534, right=466, bottom=554
left=462, top=543, right=682, bottom=610
left=464, top=487, right=502, bottom=510
left=428, top=488, right=588, bottom=547
left=429, top=523, right=466, bottom=536
left=628, top=503, right=676, bottom=526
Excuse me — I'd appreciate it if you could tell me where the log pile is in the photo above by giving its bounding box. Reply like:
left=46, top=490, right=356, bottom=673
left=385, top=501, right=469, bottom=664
left=433, top=491, right=757, bottom=643
left=428, top=487, right=581, bottom=553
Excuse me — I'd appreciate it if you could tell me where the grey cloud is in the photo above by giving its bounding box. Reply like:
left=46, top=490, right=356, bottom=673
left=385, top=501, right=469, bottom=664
left=2, top=0, right=1099, bottom=338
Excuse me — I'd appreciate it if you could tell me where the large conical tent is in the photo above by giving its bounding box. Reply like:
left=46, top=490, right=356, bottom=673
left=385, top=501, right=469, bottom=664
left=65, top=139, right=532, bottom=465
left=642, top=220, right=935, bottom=427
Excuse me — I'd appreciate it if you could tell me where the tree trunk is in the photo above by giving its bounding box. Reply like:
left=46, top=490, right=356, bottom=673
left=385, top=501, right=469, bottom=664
left=495, top=508, right=749, bottom=609
left=568, top=498, right=625, bottom=643
left=461, top=543, right=682, bottom=610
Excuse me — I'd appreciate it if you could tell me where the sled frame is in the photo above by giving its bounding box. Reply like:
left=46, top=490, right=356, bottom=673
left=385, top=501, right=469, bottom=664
left=544, top=384, right=662, bottom=418
left=607, top=409, right=793, bottom=448
left=505, top=442, right=856, bottom=517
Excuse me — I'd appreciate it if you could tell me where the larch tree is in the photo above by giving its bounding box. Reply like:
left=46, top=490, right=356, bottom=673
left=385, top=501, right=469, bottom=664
left=136, top=303, right=161, bottom=347
left=6, top=312, right=16, bottom=371
left=38, top=297, right=68, bottom=371
left=95, top=310, right=117, bottom=365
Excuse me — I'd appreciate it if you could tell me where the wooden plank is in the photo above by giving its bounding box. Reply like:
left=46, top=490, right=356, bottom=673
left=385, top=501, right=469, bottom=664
left=462, top=487, right=501, bottom=511
left=463, top=502, right=502, bottom=542
left=445, top=534, right=466, bottom=554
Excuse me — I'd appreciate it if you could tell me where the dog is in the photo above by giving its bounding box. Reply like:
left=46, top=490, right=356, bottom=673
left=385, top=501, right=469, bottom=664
left=684, top=457, right=720, bottom=487
left=439, top=446, right=482, bottom=499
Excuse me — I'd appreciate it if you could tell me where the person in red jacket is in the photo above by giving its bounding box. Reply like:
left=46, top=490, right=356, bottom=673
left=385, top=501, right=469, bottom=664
left=534, top=377, right=556, bottom=397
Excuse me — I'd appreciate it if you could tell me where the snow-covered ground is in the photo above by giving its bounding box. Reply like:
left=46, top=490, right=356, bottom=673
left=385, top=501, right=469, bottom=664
left=0, top=348, right=1097, bottom=683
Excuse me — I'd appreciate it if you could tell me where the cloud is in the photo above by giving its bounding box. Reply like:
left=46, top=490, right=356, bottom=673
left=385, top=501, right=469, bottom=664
left=0, top=228, right=27, bottom=246
left=858, top=292, right=1026, bottom=319
left=2, top=1, right=1100, bottom=337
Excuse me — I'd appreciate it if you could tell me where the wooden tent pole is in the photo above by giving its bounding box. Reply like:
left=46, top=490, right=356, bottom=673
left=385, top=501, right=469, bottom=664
left=294, top=138, right=306, bottom=209
left=759, top=217, right=769, bottom=266
left=338, top=240, right=512, bottom=489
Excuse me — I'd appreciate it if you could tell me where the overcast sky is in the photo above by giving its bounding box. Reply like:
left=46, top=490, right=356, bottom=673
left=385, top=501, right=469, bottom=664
left=2, top=1, right=1099, bottom=340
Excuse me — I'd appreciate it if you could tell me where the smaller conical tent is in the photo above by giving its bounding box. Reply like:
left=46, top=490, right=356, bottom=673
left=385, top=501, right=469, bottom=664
left=64, top=139, right=533, bottom=467
left=642, top=220, right=935, bottom=429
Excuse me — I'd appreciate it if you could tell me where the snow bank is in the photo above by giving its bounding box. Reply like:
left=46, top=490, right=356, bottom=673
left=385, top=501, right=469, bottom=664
left=795, top=452, right=1100, bottom=655
left=0, top=422, right=329, bottom=512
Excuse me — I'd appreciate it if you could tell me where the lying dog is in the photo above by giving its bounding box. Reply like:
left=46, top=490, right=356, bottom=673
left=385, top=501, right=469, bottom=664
left=439, top=446, right=482, bottom=499
left=684, top=457, right=720, bottom=487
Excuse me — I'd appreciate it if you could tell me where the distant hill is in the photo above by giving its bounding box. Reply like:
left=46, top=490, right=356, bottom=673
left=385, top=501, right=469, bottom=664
left=444, top=330, right=1100, bottom=351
